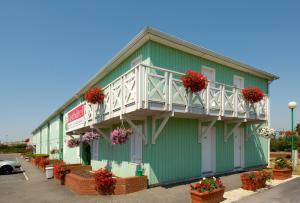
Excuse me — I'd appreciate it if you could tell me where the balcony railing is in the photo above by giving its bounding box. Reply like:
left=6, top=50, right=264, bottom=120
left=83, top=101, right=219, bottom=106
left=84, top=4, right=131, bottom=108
left=66, top=64, right=268, bottom=132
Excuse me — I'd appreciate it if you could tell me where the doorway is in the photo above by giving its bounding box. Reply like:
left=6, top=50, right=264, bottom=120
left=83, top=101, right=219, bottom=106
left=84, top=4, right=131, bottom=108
left=201, top=126, right=216, bottom=174
left=234, top=127, right=245, bottom=168
left=82, top=142, right=91, bottom=165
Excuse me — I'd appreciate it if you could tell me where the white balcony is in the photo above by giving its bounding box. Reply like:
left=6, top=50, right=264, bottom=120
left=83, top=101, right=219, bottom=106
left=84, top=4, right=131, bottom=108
left=66, top=64, right=268, bottom=133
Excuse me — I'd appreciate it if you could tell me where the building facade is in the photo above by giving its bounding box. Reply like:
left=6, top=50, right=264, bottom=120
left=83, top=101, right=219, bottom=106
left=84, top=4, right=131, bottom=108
left=31, top=28, right=278, bottom=186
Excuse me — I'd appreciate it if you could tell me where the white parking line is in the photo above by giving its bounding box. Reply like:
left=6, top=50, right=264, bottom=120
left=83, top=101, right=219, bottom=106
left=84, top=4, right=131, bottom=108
left=16, top=157, right=29, bottom=181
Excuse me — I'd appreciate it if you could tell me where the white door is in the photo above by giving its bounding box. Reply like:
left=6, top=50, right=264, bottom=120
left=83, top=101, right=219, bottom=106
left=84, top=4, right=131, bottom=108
left=234, top=128, right=245, bottom=168
left=131, top=125, right=143, bottom=164
left=201, top=126, right=216, bottom=173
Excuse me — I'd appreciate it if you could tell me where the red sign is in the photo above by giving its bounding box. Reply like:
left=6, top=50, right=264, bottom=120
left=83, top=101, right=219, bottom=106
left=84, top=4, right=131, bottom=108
left=67, top=104, right=84, bottom=123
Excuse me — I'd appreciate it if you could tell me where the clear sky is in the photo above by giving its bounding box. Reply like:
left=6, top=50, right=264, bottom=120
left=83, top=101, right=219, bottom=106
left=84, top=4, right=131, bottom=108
left=0, top=1, right=299, bottom=141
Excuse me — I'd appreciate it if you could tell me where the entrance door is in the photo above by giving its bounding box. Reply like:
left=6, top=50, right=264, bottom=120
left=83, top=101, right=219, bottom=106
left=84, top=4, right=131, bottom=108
left=82, top=142, right=91, bottom=165
left=201, top=126, right=216, bottom=174
left=234, top=128, right=244, bottom=168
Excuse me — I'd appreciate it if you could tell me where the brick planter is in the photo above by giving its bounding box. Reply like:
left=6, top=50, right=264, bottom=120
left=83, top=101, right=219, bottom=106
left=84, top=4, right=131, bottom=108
left=64, top=173, right=148, bottom=195
left=272, top=168, right=292, bottom=180
left=189, top=187, right=225, bottom=203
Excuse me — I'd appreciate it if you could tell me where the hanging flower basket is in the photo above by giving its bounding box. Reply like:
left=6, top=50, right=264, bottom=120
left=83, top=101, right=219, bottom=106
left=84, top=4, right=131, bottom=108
left=50, top=148, right=59, bottom=154
left=110, top=127, right=133, bottom=145
left=67, top=138, right=80, bottom=148
left=181, top=70, right=208, bottom=93
left=81, top=132, right=100, bottom=143
left=24, top=138, right=30, bottom=143
left=241, top=87, right=264, bottom=103
left=259, top=127, right=276, bottom=139
left=84, top=87, right=105, bottom=104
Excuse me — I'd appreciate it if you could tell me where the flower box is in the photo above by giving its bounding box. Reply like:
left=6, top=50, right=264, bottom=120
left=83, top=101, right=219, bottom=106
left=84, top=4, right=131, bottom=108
left=189, top=187, right=225, bottom=203
left=272, top=168, right=292, bottom=180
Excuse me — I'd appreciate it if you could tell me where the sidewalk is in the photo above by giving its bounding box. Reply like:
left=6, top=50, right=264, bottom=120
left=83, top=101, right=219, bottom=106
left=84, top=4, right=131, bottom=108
left=1, top=154, right=279, bottom=203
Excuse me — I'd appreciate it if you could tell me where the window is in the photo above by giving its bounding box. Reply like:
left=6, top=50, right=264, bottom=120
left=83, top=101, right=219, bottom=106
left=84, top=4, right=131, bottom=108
left=131, top=55, right=142, bottom=68
left=202, top=66, right=216, bottom=86
left=131, top=125, right=143, bottom=164
left=233, top=76, right=244, bottom=89
left=92, top=140, right=99, bottom=160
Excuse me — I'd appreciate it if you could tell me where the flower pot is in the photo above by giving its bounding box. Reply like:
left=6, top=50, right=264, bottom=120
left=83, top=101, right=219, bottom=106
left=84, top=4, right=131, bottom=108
left=190, top=187, right=225, bottom=203
left=272, top=168, right=292, bottom=180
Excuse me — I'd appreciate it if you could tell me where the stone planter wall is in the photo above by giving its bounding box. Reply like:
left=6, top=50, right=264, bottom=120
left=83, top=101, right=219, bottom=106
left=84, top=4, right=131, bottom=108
left=64, top=173, right=148, bottom=195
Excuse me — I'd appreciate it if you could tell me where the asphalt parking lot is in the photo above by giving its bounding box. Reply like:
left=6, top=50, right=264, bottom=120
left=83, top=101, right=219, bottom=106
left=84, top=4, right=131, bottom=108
left=0, top=154, right=25, bottom=183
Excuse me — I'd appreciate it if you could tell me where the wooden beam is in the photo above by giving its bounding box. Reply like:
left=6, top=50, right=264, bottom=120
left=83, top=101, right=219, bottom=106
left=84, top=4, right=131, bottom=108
left=123, top=116, right=147, bottom=144
left=93, top=127, right=111, bottom=144
left=246, top=123, right=263, bottom=141
left=152, top=114, right=170, bottom=144
left=224, top=121, right=242, bottom=142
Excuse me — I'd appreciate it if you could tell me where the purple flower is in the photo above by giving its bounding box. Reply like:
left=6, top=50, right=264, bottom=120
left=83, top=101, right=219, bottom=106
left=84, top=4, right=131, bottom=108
left=81, top=132, right=100, bottom=142
left=110, top=128, right=133, bottom=145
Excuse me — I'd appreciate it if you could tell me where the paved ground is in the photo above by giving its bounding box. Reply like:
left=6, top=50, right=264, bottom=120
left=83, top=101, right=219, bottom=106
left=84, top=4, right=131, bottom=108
left=0, top=153, right=258, bottom=203
left=235, top=177, right=300, bottom=203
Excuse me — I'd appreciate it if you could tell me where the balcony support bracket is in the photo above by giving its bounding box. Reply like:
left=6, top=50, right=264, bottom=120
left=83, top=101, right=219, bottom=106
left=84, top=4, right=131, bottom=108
left=224, top=121, right=243, bottom=142
left=93, top=127, right=112, bottom=145
left=123, top=115, right=148, bottom=144
left=246, top=123, right=264, bottom=141
left=198, top=118, right=218, bottom=143
left=152, top=112, right=172, bottom=144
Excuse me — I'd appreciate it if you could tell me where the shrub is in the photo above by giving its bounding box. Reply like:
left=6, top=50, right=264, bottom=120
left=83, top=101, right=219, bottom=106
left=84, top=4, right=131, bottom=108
left=190, top=177, right=224, bottom=193
left=94, top=167, right=116, bottom=195
left=274, top=157, right=292, bottom=169
left=240, top=170, right=272, bottom=191
left=54, top=161, right=66, bottom=180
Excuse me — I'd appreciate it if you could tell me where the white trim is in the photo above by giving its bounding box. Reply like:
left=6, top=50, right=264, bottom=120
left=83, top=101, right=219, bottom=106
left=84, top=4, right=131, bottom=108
left=152, top=113, right=171, bottom=144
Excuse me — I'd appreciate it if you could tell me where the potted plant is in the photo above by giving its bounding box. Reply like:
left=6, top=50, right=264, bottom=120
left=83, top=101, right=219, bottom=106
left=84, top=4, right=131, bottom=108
left=53, top=161, right=70, bottom=185
left=67, top=138, right=80, bottom=148
left=189, top=177, right=225, bottom=203
left=240, top=170, right=272, bottom=191
left=81, top=132, right=100, bottom=143
left=272, top=157, right=292, bottom=180
left=259, top=127, right=276, bottom=139
left=84, top=87, right=105, bottom=104
left=110, top=127, right=133, bottom=145
left=94, top=166, right=116, bottom=195
left=241, top=87, right=264, bottom=104
left=181, top=70, right=208, bottom=93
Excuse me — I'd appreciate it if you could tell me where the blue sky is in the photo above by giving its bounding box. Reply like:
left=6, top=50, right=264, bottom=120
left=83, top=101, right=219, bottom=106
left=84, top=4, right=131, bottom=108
left=0, top=1, right=299, bottom=141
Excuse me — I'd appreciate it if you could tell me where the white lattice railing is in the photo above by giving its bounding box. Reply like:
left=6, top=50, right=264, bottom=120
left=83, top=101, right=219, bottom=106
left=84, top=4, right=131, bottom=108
left=65, top=64, right=269, bottom=132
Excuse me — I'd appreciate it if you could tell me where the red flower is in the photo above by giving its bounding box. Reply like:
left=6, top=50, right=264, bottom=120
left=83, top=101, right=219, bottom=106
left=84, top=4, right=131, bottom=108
left=242, top=87, right=264, bottom=103
left=94, top=166, right=116, bottom=195
left=53, top=161, right=66, bottom=180
left=84, top=87, right=105, bottom=104
left=181, top=70, right=208, bottom=93
left=24, top=138, right=30, bottom=143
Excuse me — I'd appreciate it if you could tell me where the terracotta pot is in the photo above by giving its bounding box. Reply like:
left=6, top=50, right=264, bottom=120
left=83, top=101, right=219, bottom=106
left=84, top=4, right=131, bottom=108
left=272, top=168, right=292, bottom=180
left=190, top=187, right=225, bottom=203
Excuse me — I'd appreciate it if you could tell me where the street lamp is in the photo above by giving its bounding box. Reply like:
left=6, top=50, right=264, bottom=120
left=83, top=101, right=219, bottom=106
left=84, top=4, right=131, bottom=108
left=288, top=101, right=297, bottom=170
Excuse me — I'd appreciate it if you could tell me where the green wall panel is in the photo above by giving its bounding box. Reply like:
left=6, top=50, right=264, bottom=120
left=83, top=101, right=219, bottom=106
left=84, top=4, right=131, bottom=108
left=144, top=117, right=201, bottom=185
left=149, top=41, right=269, bottom=94
left=49, top=116, right=60, bottom=160
left=245, top=126, right=268, bottom=167
left=41, top=125, right=48, bottom=154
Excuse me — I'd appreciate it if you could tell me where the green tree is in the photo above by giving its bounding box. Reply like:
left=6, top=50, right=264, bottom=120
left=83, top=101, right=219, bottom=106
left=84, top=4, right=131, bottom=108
left=296, top=123, right=300, bottom=135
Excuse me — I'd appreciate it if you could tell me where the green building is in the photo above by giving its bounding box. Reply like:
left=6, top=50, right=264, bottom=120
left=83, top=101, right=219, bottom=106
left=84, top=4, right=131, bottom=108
left=31, top=27, right=278, bottom=186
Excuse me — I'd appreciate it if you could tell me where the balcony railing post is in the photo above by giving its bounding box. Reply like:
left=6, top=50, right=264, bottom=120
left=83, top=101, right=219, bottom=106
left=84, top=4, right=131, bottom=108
left=135, top=66, right=139, bottom=109
left=233, top=87, right=237, bottom=117
left=109, top=84, right=112, bottom=119
left=144, top=67, right=149, bottom=109
left=221, top=85, right=225, bottom=116
left=168, top=73, right=173, bottom=111
left=206, top=82, right=210, bottom=114
left=121, top=76, right=125, bottom=115
left=164, top=72, right=169, bottom=111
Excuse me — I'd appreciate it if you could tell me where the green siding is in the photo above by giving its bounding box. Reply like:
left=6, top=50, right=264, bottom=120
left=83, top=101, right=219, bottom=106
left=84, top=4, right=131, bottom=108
left=144, top=117, right=201, bottom=185
left=49, top=116, right=60, bottom=160
left=245, top=125, right=268, bottom=167
left=149, top=41, right=268, bottom=94
left=41, top=125, right=48, bottom=154
left=215, top=122, right=234, bottom=173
